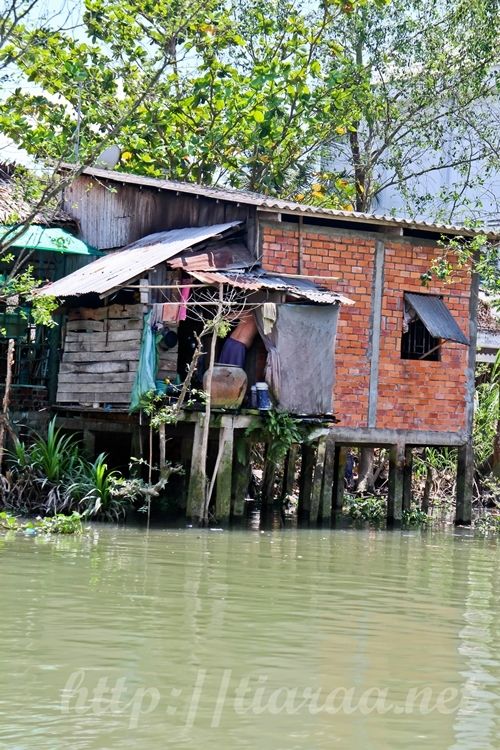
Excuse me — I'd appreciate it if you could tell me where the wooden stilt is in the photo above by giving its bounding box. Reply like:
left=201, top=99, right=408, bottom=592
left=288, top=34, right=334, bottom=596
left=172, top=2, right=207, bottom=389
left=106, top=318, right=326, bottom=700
left=261, top=444, right=277, bottom=510
left=232, top=437, right=250, bottom=518
left=387, top=443, right=405, bottom=525
left=310, top=437, right=327, bottom=523
left=281, top=444, right=299, bottom=505
left=298, top=443, right=315, bottom=522
left=320, top=435, right=336, bottom=523
left=332, top=446, right=347, bottom=513
left=83, top=429, right=96, bottom=458
left=186, top=414, right=206, bottom=522
left=403, top=445, right=413, bottom=512
left=215, top=417, right=234, bottom=524
left=177, top=436, right=192, bottom=512
left=456, top=443, right=473, bottom=525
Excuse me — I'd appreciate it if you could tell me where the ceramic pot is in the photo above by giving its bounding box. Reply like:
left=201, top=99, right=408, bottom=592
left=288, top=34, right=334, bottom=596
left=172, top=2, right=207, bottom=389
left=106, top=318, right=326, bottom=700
left=203, top=365, right=247, bottom=409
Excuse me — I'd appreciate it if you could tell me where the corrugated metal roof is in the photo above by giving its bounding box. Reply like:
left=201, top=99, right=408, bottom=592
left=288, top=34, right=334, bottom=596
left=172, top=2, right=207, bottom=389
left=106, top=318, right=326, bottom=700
left=67, top=165, right=499, bottom=239
left=169, top=242, right=254, bottom=271
left=405, top=292, right=469, bottom=345
left=188, top=270, right=353, bottom=306
left=36, top=222, right=240, bottom=297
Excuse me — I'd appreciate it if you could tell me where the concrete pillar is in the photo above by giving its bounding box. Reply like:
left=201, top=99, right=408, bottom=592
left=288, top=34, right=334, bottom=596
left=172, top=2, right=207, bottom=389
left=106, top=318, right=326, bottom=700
left=387, top=443, right=405, bottom=525
left=403, top=446, right=413, bottom=512
left=456, top=443, right=473, bottom=525
left=332, top=446, right=347, bottom=513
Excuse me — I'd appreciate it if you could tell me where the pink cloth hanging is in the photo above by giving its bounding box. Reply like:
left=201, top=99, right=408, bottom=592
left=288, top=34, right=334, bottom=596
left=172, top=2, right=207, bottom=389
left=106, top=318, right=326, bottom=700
left=176, top=282, right=191, bottom=322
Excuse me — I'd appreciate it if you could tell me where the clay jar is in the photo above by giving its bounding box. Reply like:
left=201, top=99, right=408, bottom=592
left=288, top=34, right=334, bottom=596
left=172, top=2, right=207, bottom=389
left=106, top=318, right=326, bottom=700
left=203, top=365, right=248, bottom=409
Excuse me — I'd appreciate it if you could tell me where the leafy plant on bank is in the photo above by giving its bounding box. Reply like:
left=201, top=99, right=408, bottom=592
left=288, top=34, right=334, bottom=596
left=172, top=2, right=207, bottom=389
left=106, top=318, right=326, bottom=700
left=2, top=418, right=143, bottom=521
left=246, top=409, right=303, bottom=466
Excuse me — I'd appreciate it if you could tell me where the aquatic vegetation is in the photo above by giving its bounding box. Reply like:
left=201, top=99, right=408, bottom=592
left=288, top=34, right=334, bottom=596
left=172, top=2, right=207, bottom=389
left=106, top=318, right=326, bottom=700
left=0, top=510, right=83, bottom=534
left=343, top=493, right=386, bottom=523
left=402, top=507, right=433, bottom=527
left=474, top=513, right=500, bottom=534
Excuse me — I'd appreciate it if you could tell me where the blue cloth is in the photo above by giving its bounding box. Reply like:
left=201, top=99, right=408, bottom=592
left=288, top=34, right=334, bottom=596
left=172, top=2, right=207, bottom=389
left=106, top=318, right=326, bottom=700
left=218, top=338, right=247, bottom=368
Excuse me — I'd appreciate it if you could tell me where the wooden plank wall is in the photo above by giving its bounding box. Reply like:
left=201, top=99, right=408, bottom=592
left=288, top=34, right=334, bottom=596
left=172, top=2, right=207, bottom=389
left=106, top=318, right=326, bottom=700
left=57, top=304, right=144, bottom=406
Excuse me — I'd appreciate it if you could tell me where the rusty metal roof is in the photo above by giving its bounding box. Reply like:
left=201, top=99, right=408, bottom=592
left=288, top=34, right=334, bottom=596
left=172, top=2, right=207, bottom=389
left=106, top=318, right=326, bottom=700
left=169, top=242, right=254, bottom=272
left=69, top=165, right=499, bottom=239
left=405, top=292, right=469, bottom=345
left=36, top=222, right=240, bottom=297
left=188, top=269, right=353, bottom=306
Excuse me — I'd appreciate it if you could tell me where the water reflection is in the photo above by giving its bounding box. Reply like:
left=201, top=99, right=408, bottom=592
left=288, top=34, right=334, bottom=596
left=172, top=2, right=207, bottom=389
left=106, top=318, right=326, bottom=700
left=0, top=525, right=499, bottom=749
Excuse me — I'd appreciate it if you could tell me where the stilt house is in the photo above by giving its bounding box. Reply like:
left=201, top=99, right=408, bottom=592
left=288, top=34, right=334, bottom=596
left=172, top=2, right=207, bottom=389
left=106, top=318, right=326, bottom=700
left=30, top=165, right=498, bottom=524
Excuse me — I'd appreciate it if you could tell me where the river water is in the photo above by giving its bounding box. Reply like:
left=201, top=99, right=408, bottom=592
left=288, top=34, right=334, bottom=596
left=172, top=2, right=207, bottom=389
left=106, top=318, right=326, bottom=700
left=1, top=525, right=500, bottom=749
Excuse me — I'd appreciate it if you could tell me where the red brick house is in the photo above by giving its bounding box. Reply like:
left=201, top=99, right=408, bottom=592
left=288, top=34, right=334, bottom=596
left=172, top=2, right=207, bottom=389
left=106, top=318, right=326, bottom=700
left=35, top=166, right=497, bottom=524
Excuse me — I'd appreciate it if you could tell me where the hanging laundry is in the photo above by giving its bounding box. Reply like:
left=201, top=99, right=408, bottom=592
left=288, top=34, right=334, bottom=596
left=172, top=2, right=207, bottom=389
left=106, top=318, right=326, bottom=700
left=261, top=302, right=277, bottom=335
left=150, top=303, right=164, bottom=330
left=176, top=281, right=191, bottom=322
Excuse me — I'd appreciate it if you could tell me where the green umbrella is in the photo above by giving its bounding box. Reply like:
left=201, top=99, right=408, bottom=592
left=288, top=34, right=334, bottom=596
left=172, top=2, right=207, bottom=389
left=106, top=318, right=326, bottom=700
left=0, top=225, right=98, bottom=255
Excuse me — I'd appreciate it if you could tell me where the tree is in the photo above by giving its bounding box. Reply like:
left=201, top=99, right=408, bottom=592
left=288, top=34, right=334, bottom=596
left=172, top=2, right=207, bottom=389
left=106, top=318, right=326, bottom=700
left=0, top=0, right=382, bottom=199
left=321, top=0, right=499, bottom=222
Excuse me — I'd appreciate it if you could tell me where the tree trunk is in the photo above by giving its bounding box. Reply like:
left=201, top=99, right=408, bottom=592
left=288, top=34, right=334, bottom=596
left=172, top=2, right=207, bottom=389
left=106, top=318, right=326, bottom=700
left=421, top=466, right=433, bottom=514
left=357, top=446, right=374, bottom=493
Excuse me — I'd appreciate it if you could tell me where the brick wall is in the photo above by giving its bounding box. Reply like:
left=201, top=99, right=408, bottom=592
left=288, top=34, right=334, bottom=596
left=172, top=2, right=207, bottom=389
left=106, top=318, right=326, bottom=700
left=0, top=385, right=49, bottom=414
left=261, top=221, right=471, bottom=433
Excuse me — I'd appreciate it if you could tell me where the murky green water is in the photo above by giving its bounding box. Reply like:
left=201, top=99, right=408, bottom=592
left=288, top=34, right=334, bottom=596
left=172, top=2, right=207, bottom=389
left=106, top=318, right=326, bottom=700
left=1, top=524, right=500, bottom=749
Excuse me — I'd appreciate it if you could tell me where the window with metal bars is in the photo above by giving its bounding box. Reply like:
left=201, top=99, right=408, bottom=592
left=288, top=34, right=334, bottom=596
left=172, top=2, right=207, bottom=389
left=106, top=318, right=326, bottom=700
left=401, top=317, right=440, bottom=361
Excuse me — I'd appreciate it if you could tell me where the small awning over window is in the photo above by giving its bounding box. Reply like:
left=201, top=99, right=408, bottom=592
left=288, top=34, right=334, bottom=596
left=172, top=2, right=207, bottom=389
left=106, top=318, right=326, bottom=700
left=404, top=292, right=469, bottom=345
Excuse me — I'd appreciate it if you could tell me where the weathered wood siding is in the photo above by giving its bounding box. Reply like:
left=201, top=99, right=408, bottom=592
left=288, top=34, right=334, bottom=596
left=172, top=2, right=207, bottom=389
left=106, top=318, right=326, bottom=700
left=64, top=175, right=254, bottom=250
left=57, top=304, right=144, bottom=406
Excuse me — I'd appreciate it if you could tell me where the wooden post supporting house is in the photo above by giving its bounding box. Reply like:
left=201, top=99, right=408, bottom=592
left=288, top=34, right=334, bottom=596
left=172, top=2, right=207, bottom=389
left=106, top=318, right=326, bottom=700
left=456, top=443, right=473, bottom=525
left=310, top=437, right=327, bottom=523
left=320, top=435, right=336, bottom=523
left=298, top=443, right=315, bottom=522
left=232, top=437, right=250, bottom=518
left=186, top=413, right=206, bottom=522
left=215, top=416, right=234, bottom=524
left=281, top=444, right=299, bottom=505
left=387, top=443, right=405, bottom=525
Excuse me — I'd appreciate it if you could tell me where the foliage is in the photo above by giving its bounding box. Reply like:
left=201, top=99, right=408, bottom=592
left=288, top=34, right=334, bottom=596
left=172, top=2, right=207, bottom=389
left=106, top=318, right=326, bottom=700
left=0, top=0, right=375, bottom=201
left=34, top=512, right=83, bottom=534
left=343, top=492, right=386, bottom=523
left=29, top=418, right=81, bottom=482
left=474, top=513, right=500, bottom=534
left=0, top=510, right=83, bottom=534
left=246, top=409, right=302, bottom=465
left=421, top=234, right=500, bottom=302
left=474, top=353, right=499, bottom=470
left=67, top=453, right=132, bottom=521
left=325, top=0, right=499, bottom=220
left=1, top=418, right=179, bottom=520
left=140, top=387, right=207, bottom=429
left=402, top=506, right=433, bottom=527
